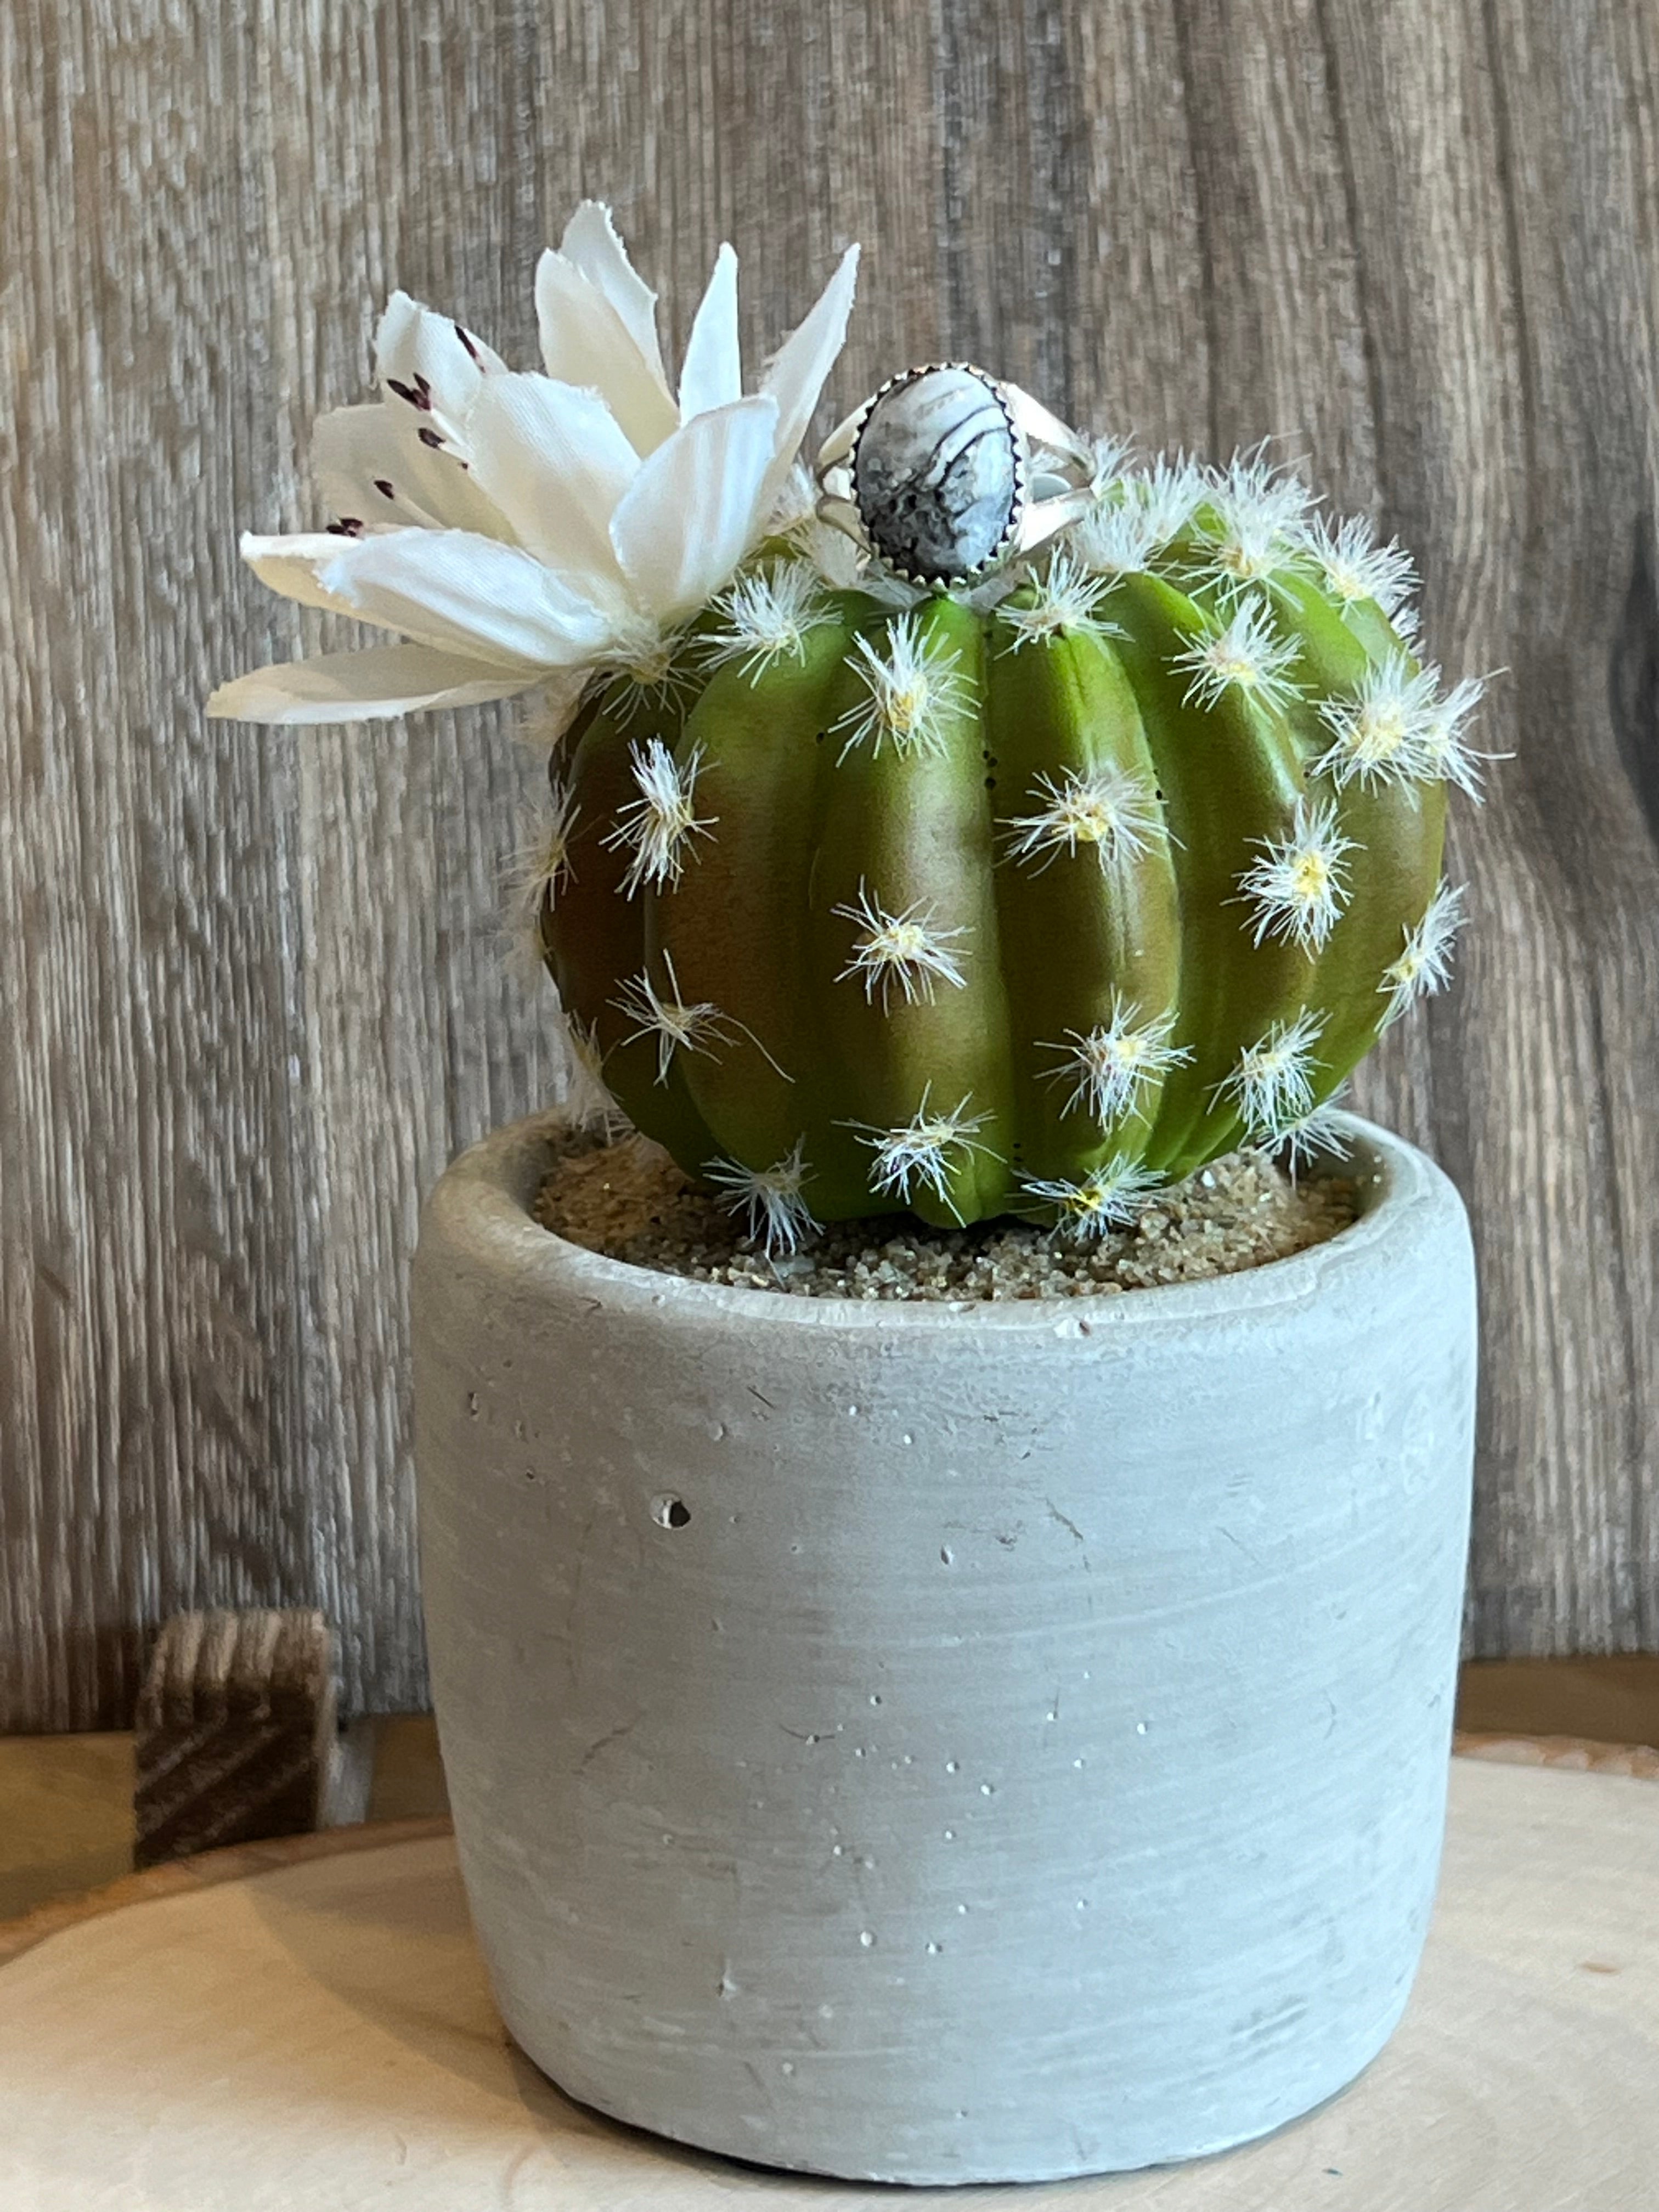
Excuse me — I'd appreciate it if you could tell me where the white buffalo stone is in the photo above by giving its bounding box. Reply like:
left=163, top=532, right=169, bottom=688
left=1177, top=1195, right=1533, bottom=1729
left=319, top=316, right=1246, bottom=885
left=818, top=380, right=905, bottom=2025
left=852, top=365, right=1018, bottom=579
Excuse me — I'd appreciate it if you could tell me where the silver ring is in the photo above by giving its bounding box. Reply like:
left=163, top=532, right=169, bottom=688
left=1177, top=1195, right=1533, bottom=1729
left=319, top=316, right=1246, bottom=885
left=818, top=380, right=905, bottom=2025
left=815, top=362, right=1098, bottom=587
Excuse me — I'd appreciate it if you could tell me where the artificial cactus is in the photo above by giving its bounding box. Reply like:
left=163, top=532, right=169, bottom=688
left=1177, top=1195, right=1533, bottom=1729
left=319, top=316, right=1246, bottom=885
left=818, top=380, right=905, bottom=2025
left=535, top=448, right=1483, bottom=1249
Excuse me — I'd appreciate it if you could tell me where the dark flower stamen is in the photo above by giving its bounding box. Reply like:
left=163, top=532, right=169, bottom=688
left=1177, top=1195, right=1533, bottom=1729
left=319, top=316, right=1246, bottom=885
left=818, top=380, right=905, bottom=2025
left=326, top=516, right=365, bottom=538
left=374, top=478, right=395, bottom=499
left=387, top=372, right=435, bottom=411
left=417, top=426, right=444, bottom=449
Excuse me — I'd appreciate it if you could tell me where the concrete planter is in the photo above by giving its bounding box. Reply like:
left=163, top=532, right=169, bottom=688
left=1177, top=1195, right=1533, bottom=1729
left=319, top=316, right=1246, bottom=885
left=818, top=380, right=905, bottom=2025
left=411, top=1110, right=1477, bottom=2186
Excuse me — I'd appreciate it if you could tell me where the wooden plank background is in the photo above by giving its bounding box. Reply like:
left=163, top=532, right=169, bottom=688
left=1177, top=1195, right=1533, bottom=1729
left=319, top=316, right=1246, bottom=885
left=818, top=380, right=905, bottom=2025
left=2, top=0, right=1656, bottom=1729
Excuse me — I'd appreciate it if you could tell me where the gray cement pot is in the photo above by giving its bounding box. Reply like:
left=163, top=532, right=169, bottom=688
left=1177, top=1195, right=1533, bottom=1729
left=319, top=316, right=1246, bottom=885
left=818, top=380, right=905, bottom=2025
left=411, top=1110, right=1477, bottom=2186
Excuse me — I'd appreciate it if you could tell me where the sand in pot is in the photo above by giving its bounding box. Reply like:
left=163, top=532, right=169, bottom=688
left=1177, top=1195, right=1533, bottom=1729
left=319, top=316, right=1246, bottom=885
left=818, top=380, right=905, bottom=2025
left=533, top=1128, right=1357, bottom=1300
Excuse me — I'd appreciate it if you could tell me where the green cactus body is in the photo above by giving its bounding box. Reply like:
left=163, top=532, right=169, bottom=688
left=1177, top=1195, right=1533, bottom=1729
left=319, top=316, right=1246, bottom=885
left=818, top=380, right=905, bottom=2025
left=542, top=519, right=1451, bottom=1236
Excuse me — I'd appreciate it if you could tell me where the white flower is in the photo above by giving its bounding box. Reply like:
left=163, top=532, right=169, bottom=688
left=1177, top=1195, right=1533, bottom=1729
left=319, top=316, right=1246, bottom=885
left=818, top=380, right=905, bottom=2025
left=589, top=610, right=707, bottom=725
left=1236, top=797, right=1356, bottom=951
left=1173, top=596, right=1302, bottom=714
left=209, top=204, right=859, bottom=726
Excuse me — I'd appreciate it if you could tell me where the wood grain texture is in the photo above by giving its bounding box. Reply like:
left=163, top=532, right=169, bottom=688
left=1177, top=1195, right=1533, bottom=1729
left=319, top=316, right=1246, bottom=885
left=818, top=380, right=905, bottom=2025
left=1, top=1760, right=1657, bottom=2205
left=132, top=1608, right=337, bottom=1865
left=2, top=0, right=1656, bottom=1726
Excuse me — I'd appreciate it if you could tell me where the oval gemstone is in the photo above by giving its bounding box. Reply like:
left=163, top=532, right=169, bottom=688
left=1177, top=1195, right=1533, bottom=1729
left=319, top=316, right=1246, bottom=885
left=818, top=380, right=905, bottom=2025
left=852, top=367, right=1018, bottom=581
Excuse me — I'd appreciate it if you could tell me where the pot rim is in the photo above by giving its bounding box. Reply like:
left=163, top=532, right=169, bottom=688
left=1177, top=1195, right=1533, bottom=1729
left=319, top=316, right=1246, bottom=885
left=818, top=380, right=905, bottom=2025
left=420, top=1109, right=1465, bottom=1340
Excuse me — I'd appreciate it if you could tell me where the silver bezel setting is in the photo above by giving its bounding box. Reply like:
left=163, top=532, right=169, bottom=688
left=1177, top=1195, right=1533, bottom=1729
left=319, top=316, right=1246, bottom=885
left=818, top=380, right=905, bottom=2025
left=854, top=362, right=1024, bottom=587
left=815, top=363, right=1097, bottom=589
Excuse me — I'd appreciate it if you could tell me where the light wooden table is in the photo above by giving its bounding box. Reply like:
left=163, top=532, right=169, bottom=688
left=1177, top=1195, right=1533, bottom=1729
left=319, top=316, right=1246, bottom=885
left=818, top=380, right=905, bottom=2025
left=0, top=1740, right=1653, bottom=2210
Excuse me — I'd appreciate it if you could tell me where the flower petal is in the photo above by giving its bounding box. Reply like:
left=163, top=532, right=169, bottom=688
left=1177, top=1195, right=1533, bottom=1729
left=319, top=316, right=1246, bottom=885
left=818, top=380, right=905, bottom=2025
left=557, top=202, right=667, bottom=383
left=207, top=644, right=541, bottom=723
left=241, top=530, right=377, bottom=618
left=610, top=396, right=779, bottom=623
left=320, top=528, right=624, bottom=668
left=312, top=404, right=510, bottom=539
left=370, top=296, right=533, bottom=539
left=375, top=292, right=503, bottom=443
left=465, top=373, right=637, bottom=580
left=536, top=251, right=681, bottom=458
left=758, top=242, right=860, bottom=520
left=678, top=243, right=742, bottom=420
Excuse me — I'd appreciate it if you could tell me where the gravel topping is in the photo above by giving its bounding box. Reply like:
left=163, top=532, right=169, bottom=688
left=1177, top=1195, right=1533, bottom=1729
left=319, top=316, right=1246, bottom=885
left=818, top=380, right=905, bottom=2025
left=533, top=1130, right=1358, bottom=1301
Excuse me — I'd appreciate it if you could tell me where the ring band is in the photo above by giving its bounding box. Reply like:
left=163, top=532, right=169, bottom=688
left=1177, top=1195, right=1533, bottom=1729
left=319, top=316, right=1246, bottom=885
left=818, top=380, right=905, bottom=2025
left=815, top=363, right=1097, bottom=586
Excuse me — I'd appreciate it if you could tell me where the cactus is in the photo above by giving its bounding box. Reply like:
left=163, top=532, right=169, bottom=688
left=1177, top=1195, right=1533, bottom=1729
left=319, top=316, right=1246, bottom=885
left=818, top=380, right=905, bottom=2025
left=536, top=450, right=1484, bottom=1244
